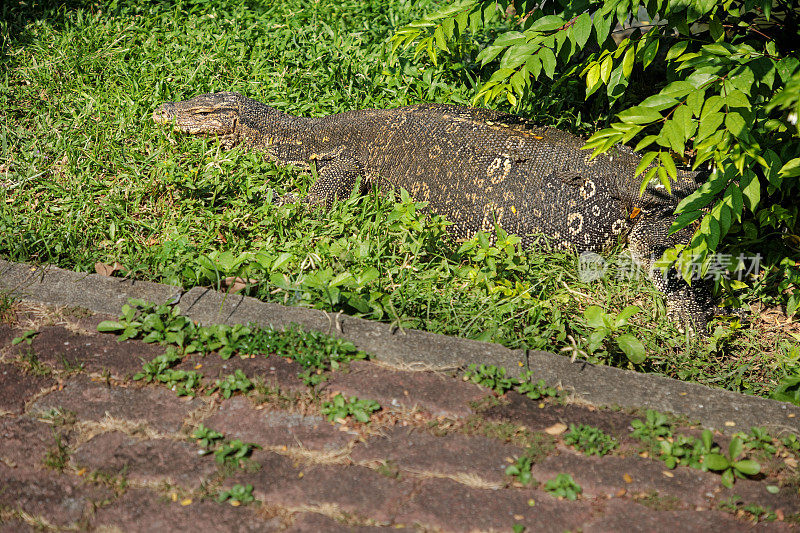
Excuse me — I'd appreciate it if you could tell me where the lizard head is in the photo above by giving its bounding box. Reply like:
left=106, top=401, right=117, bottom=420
left=153, top=92, right=241, bottom=135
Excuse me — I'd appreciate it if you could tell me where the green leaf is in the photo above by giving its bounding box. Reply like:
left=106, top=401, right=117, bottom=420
left=696, top=111, right=724, bottom=143
left=617, top=106, right=662, bottom=124
left=634, top=151, right=658, bottom=177
left=600, top=55, right=612, bottom=84
left=669, top=210, right=703, bottom=234
left=642, top=38, right=659, bottom=68
left=725, top=111, right=746, bottom=138
left=477, top=45, right=505, bottom=66
left=660, top=152, right=677, bottom=180
left=662, top=120, right=685, bottom=154
left=701, top=429, right=713, bottom=451
left=673, top=105, right=696, bottom=140
left=725, top=89, right=751, bottom=109
left=540, top=47, right=556, bottom=79
left=615, top=306, right=640, bottom=327
left=528, top=15, right=564, bottom=32
left=739, top=171, right=760, bottom=211
left=634, top=135, right=657, bottom=152
left=97, top=320, right=126, bottom=332
left=661, top=81, right=697, bottom=98
left=593, top=13, right=612, bottom=43
left=721, top=468, right=735, bottom=488
left=640, top=94, right=678, bottom=111
left=729, top=437, right=743, bottom=460
left=584, top=306, right=606, bottom=329
left=779, top=157, right=800, bottom=178
left=732, top=459, right=761, bottom=476
left=622, top=46, right=634, bottom=78
left=606, top=62, right=628, bottom=100
left=686, top=89, right=705, bottom=118
left=500, top=43, right=536, bottom=70
left=703, top=43, right=734, bottom=56
left=585, top=63, right=600, bottom=92
left=616, top=334, right=645, bottom=364
left=571, top=13, right=591, bottom=48
left=433, top=26, right=449, bottom=52
left=666, top=41, right=689, bottom=61
left=703, top=453, right=730, bottom=471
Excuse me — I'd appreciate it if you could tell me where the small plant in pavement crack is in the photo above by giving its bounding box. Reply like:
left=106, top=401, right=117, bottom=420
left=544, top=473, right=582, bottom=500
left=505, top=455, right=535, bottom=486
left=464, top=364, right=561, bottom=400
left=516, top=372, right=559, bottom=400
left=192, top=424, right=225, bottom=452
left=217, top=484, right=255, bottom=505
left=156, top=369, right=203, bottom=396
left=12, top=329, right=38, bottom=345
left=564, top=424, right=618, bottom=457
left=214, top=439, right=261, bottom=467
left=208, top=369, right=253, bottom=398
left=703, top=436, right=761, bottom=488
left=133, top=347, right=182, bottom=382
left=630, top=409, right=672, bottom=441
left=101, top=299, right=368, bottom=386
left=464, top=364, right=516, bottom=394
left=321, top=393, right=380, bottom=423
left=629, top=410, right=763, bottom=486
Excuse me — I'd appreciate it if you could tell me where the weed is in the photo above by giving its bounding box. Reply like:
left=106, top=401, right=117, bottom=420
left=634, top=491, right=682, bottom=511
left=57, top=354, right=84, bottom=374
left=464, top=364, right=561, bottom=401
left=377, top=460, right=401, bottom=479
left=781, top=434, right=800, bottom=454
left=208, top=370, right=252, bottom=399
left=193, top=424, right=225, bottom=448
left=38, top=408, right=77, bottom=428
left=737, top=427, right=778, bottom=455
left=718, top=496, right=778, bottom=523
left=630, top=409, right=672, bottom=441
left=214, top=440, right=261, bottom=467
left=11, top=329, right=38, bottom=346
left=464, top=364, right=516, bottom=394
left=564, top=424, right=618, bottom=457
left=505, top=455, right=535, bottom=486
left=217, top=484, right=255, bottom=505
left=629, top=411, right=763, bottom=487
left=320, top=393, right=381, bottom=423
left=156, top=369, right=203, bottom=397
left=133, top=348, right=183, bottom=382
left=43, top=432, right=70, bottom=471
left=581, top=305, right=645, bottom=364
left=544, top=473, right=582, bottom=500
left=0, top=293, right=15, bottom=323
left=703, top=436, right=762, bottom=489
left=107, top=299, right=367, bottom=387
left=515, top=373, right=559, bottom=400
left=770, top=374, right=800, bottom=406
left=18, top=350, right=52, bottom=377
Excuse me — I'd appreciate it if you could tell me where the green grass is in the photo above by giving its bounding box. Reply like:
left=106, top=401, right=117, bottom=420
left=2, top=0, right=798, bottom=399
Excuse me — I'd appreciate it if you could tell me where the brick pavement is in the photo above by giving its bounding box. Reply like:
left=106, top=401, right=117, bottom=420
left=1, top=301, right=798, bottom=531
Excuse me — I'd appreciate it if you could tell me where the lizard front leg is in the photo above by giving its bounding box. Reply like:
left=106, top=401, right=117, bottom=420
left=275, top=155, right=366, bottom=208
left=627, top=210, right=714, bottom=333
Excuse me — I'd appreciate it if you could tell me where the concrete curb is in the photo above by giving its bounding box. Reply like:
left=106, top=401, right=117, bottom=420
left=2, top=258, right=798, bottom=435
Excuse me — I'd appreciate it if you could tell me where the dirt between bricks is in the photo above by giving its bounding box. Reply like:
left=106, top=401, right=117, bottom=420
left=1, top=300, right=798, bottom=532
